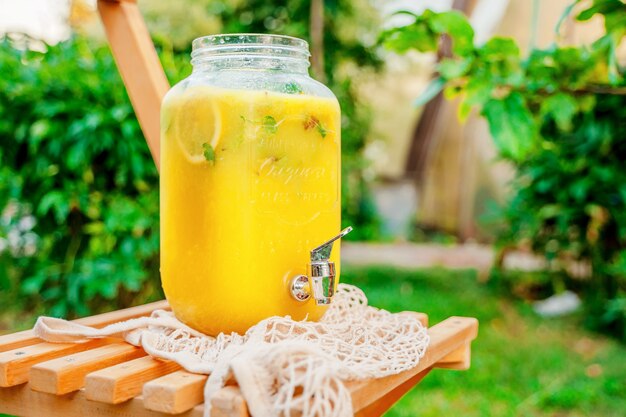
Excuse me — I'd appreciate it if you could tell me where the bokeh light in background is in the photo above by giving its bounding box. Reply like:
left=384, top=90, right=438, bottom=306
left=0, top=0, right=70, bottom=46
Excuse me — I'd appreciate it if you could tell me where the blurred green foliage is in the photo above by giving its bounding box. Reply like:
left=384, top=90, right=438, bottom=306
left=0, top=0, right=382, bottom=317
left=382, top=0, right=626, bottom=340
left=0, top=38, right=165, bottom=317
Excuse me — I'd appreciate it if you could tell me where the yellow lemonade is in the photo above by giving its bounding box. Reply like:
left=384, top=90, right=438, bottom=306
left=160, top=85, right=341, bottom=335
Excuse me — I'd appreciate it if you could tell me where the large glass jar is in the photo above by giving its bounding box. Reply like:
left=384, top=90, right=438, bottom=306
left=160, top=34, right=341, bottom=335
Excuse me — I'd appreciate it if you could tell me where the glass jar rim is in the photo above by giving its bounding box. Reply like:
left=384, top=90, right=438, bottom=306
left=192, top=33, right=310, bottom=57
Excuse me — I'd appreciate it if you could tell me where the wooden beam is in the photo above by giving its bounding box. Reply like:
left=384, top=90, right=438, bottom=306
left=354, top=369, right=431, bottom=417
left=97, top=0, right=170, bottom=169
left=434, top=342, right=472, bottom=370
left=348, top=316, right=478, bottom=411
left=309, top=0, right=326, bottom=82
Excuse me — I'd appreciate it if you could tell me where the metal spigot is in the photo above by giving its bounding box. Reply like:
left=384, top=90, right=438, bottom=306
left=290, top=226, right=353, bottom=304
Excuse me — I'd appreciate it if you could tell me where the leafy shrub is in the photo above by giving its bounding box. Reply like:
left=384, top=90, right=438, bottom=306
left=0, top=37, right=164, bottom=317
left=382, top=0, right=626, bottom=339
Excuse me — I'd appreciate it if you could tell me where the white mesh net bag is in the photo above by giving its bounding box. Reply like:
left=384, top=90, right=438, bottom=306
left=34, top=284, right=430, bottom=417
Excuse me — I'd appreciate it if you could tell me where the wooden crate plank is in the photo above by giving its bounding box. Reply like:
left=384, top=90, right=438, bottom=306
left=0, top=338, right=115, bottom=387
left=137, top=313, right=427, bottom=415
left=97, top=0, right=170, bottom=168
left=143, top=316, right=474, bottom=416
left=355, top=369, right=431, bottom=417
left=30, top=342, right=146, bottom=394
left=349, top=316, right=478, bottom=412
left=0, top=329, right=39, bottom=354
left=85, top=356, right=181, bottom=404
left=434, top=341, right=472, bottom=370
left=143, top=370, right=208, bottom=414
left=400, top=311, right=428, bottom=326
left=0, top=315, right=477, bottom=417
left=210, top=386, right=249, bottom=417
left=186, top=316, right=477, bottom=417
left=75, top=300, right=169, bottom=326
left=0, top=384, right=204, bottom=417
left=0, top=300, right=169, bottom=353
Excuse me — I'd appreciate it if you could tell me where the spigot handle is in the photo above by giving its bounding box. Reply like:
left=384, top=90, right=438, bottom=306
left=310, top=226, right=353, bottom=262
left=289, top=226, right=353, bottom=303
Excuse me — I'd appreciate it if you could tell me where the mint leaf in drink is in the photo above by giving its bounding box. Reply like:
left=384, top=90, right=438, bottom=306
left=284, top=82, right=303, bottom=94
left=303, top=115, right=327, bottom=138
left=202, top=142, right=215, bottom=163
left=263, top=116, right=278, bottom=134
left=316, top=123, right=328, bottom=138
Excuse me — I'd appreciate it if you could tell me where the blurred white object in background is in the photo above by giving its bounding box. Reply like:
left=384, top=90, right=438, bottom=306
left=0, top=201, right=39, bottom=258
left=381, top=0, right=454, bottom=28
left=533, top=291, right=582, bottom=318
left=470, top=0, right=510, bottom=44
left=0, top=0, right=71, bottom=45
left=372, top=179, right=419, bottom=240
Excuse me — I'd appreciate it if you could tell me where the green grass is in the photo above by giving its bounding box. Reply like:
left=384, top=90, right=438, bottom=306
left=341, top=266, right=626, bottom=417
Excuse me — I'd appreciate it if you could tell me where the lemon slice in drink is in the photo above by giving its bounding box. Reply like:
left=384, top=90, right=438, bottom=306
left=175, top=92, right=222, bottom=164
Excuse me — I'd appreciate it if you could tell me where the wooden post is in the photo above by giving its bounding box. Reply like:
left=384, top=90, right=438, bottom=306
left=97, top=0, right=170, bottom=169
left=309, top=0, right=326, bottom=83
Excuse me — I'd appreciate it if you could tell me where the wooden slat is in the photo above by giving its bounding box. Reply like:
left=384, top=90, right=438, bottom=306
left=142, top=312, right=427, bottom=415
left=0, top=300, right=169, bottom=353
left=0, top=338, right=114, bottom=387
left=348, top=316, right=478, bottom=411
left=74, top=300, right=169, bottom=326
left=355, top=369, right=431, bottom=417
left=434, top=342, right=472, bottom=370
left=400, top=311, right=428, bottom=326
left=0, top=383, right=204, bottom=417
left=146, top=315, right=474, bottom=416
left=97, top=0, right=170, bottom=168
left=0, top=315, right=477, bottom=417
left=0, top=329, right=41, bottom=354
left=86, top=356, right=181, bottom=404
left=210, top=386, right=249, bottom=417
left=143, top=370, right=208, bottom=414
left=30, top=342, right=146, bottom=394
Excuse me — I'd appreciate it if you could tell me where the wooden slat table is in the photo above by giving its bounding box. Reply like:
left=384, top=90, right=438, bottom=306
left=0, top=302, right=477, bottom=416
